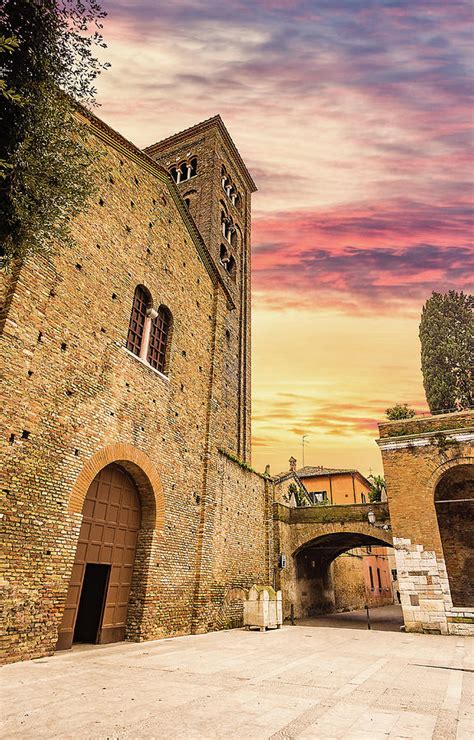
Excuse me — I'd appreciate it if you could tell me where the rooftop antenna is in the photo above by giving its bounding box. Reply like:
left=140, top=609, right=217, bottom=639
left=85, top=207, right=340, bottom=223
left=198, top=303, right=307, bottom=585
left=302, top=435, right=308, bottom=468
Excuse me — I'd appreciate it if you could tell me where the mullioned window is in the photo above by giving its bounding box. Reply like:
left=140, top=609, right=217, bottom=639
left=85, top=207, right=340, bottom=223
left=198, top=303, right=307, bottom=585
left=126, top=285, right=172, bottom=375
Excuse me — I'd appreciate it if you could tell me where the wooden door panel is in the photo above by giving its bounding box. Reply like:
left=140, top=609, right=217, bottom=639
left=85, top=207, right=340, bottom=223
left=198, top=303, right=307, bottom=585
left=56, top=464, right=141, bottom=651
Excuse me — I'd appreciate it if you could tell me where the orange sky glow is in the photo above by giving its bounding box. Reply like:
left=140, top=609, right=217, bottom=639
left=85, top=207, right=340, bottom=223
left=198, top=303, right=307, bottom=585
left=95, top=1, right=473, bottom=476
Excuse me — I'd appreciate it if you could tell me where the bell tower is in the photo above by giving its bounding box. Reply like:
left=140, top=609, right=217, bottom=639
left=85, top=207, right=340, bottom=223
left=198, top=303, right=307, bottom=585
left=144, top=116, right=257, bottom=461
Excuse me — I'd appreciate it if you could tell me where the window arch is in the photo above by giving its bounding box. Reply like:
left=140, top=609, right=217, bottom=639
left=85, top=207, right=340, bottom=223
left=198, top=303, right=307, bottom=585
left=220, top=165, right=242, bottom=211
left=126, top=287, right=172, bottom=376
left=227, top=255, right=236, bottom=279
left=126, top=285, right=152, bottom=357
left=220, top=244, right=237, bottom=280
left=147, top=306, right=173, bottom=373
left=169, top=157, right=197, bottom=184
left=183, top=189, right=197, bottom=213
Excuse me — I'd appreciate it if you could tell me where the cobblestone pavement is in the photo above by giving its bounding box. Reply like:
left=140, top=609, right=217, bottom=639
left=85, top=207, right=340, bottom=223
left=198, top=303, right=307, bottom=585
left=2, top=625, right=473, bottom=739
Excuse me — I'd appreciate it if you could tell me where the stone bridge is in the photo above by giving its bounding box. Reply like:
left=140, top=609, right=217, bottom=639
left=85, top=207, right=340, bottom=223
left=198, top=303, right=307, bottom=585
left=273, top=501, right=392, bottom=618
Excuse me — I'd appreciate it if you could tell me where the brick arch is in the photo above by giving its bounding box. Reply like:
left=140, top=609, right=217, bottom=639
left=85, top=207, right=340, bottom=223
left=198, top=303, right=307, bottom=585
left=425, top=454, right=474, bottom=497
left=68, top=443, right=164, bottom=531
left=291, top=522, right=393, bottom=558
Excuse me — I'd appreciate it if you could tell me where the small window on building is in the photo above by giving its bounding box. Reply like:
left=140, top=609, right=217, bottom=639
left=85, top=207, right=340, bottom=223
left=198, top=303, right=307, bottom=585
left=147, top=306, right=172, bottom=373
left=377, top=567, right=382, bottom=591
left=227, top=255, right=236, bottom=279
left=126, top=287, right=172, bottom=376
left=361, top=493, right=366, bottom=504
left=220, top=243, right=229, bottom=265
left=126, top=285, right=151, bottom=356
left=190, top=157, right=197, bottom=177
left=369, top=565, right=374, bottom=590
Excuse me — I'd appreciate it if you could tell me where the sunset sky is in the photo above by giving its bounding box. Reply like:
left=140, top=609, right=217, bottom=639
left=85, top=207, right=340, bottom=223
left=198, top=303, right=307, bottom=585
left=95, top=0, right=473, bottom=476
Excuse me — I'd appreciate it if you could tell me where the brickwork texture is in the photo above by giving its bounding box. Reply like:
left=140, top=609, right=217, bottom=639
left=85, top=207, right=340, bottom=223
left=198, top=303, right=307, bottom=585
left=0, top=112, right=268, bottom=664
left=377, top=411, right=473, bottom=635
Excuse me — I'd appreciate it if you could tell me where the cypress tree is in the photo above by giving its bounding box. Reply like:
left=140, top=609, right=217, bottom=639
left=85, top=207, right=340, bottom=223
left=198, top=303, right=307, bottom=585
left=0, top=0, right=108, bottom=268
left=419, top=291, right=474, bottom=413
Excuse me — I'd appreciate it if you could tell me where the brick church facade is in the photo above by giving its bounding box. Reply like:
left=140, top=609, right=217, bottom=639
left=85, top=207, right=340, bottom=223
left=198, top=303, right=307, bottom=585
left=0, top=112, right=273, bottom=663
left=2, top=111, right=472, bottom=664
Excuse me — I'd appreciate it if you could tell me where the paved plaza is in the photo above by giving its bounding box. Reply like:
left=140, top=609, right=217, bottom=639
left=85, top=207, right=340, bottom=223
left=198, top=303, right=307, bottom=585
left=299, top=605, right=404, bottom=632
left=2, top=623, right=473, bottom=739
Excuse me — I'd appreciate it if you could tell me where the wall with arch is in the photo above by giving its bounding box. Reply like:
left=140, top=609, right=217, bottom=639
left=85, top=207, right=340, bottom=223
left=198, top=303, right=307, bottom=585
left=147, top=117, right=256, bottom=463
left=0, top=112, right=266, bottom=664
left=378, top=410, right=474, bottom=635
left=273, top=502, right=392, bottom=619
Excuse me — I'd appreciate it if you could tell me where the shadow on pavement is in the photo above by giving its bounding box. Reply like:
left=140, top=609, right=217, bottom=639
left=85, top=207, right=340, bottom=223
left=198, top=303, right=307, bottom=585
left=294, top=604, right=404, bottom=632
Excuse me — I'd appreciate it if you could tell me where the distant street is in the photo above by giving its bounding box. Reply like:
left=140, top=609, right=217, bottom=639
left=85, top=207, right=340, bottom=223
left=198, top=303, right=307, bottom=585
left=297, top=604, right=404, bottom=632
left=2, top=622, right=472, bottom=739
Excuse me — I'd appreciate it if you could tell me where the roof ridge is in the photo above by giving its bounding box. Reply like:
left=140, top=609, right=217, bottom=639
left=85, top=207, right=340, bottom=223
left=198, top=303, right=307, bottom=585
left=144, top=115, right=222, bottom=151
left=75, top=105, right=235, bottom=309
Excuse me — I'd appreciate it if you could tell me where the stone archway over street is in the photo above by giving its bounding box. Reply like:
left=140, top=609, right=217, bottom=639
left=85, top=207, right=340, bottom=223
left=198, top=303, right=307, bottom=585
left=273, top=501, right=392, bottom=620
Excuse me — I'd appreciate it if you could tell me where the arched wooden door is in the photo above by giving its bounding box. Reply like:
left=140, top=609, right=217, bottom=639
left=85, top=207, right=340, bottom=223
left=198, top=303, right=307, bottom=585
left=57, top=464, right=141, bottom=650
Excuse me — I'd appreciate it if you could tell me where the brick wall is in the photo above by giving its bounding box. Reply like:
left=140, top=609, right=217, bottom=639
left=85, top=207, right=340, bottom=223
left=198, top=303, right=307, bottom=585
left=272, top=502, right=392, bottom=619
left=146, top=117, right=254, bottom=462
left=0, top=112, right=268, bottom=664
left=333, top=553, right=366, bottom=611
left=377, top=411, right=473, bottom=635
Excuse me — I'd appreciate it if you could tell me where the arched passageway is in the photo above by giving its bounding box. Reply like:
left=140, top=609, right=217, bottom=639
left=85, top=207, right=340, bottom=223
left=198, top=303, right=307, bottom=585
left=434, top=464, right=474, bottom=607
left=294, top=531, right=395, bottom=617
left=57, top=464, right=142, bottom=650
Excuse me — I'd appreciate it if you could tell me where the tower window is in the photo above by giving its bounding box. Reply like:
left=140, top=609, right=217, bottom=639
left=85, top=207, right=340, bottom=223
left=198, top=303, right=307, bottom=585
left=220, top=245, right=236, bottom=280
left=227, top=255, right=236, bottom=279
left=221, top=165, right=241, bottom=209
left=169, top=157, right=198, bottom=184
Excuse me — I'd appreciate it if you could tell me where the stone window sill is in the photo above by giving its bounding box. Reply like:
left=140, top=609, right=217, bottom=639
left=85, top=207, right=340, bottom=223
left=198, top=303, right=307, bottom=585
left=122, top=346, right=170, bottom=383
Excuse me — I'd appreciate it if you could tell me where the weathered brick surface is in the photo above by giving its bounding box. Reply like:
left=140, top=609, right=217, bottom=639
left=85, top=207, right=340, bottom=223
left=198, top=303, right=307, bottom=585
left=0, top=113, right=268, bottom=664
left=377, top=411, right=473, bottom=635
left=146, top=117, right=254, bottom=462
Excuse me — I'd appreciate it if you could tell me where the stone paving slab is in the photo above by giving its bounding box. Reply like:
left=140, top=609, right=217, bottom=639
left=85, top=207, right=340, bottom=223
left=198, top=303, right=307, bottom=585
left=1, top=625, right=473, bottom=739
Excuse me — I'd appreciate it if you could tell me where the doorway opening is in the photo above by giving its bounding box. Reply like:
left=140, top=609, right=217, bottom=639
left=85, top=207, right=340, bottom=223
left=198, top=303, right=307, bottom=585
left=434, top=463, right=474, bottom=607
left=57, top=463, right=142, bottom=651
left=73, top=564, right=110, bottom=644
left=292, top=531, right=402, bottom=630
